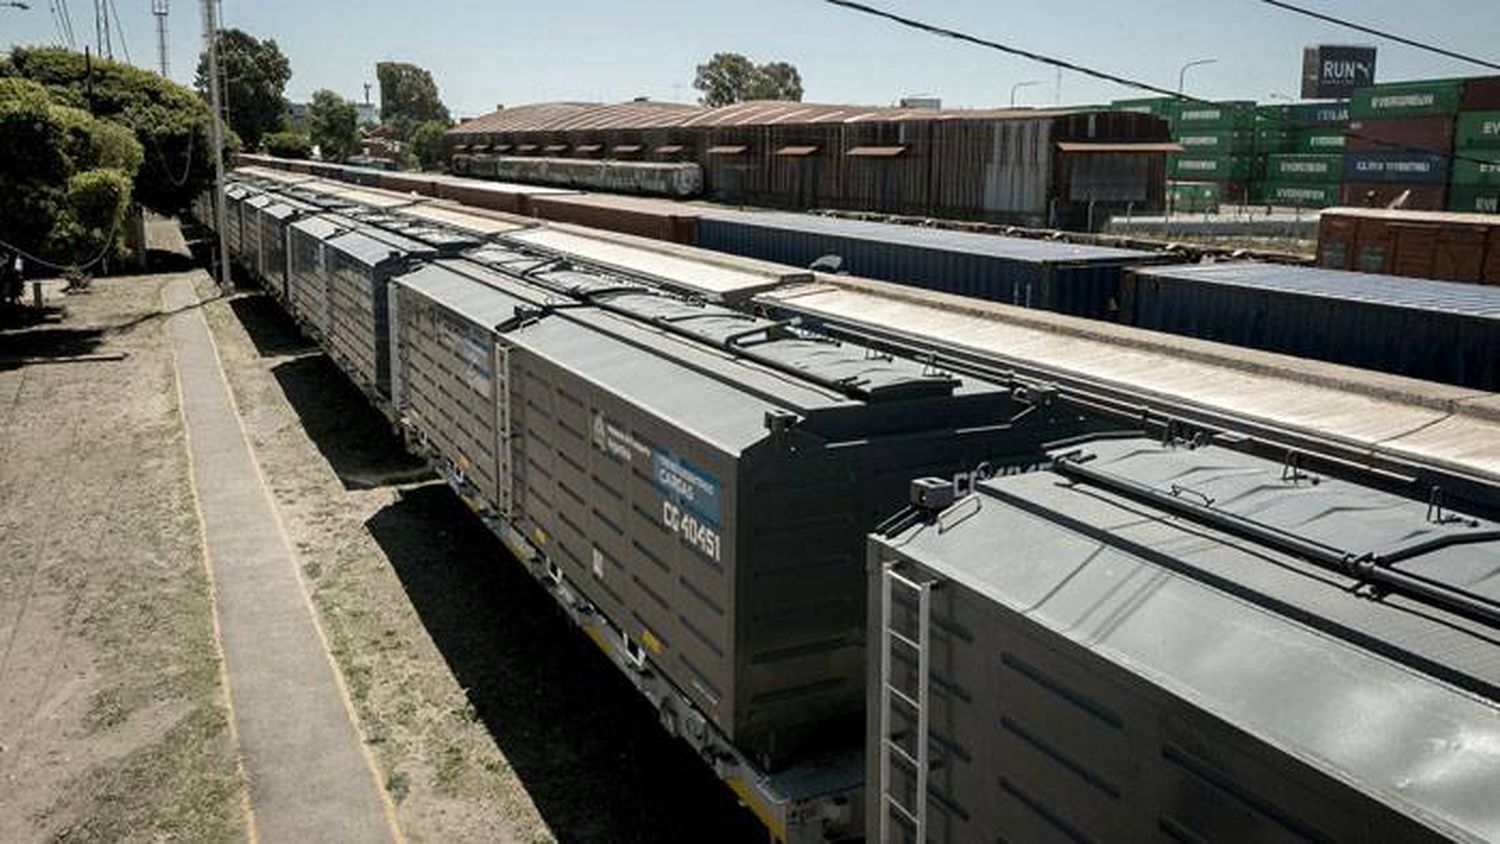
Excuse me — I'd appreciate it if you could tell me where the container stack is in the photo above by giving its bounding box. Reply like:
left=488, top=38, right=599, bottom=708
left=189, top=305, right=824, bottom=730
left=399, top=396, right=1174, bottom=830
left=1342, top=79, right=1463, bottom=210
left=1168, top=101, right=1258, bottom=204
left=1255, top=102, right=1349, bottom=208
left=1448, top=77, right=1500, bottom=213
left=1113, top=98, right=1265, bottom=211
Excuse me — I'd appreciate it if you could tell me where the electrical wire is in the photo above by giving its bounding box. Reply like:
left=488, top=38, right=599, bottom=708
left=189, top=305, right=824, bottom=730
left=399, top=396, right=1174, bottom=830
left=1257, top=0, right=1500, bottom=72
left=56, top=0, right=77, bottom=48
left=819, top=0, right=1500, bottom=168
left=107, top=0, right=130, bottom=65
left=0, top=217, right=125, bottom=274
left=47, top=1, right=68, bottom=47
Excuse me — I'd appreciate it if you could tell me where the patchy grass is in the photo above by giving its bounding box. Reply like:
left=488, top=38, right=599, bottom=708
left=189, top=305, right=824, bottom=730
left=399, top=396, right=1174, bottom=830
left=45, top=704, right=242, bottom=844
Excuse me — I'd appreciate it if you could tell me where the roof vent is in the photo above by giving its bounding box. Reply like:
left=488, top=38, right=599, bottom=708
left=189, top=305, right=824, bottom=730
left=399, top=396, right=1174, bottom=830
left=910, top=478, right=955, bottom=512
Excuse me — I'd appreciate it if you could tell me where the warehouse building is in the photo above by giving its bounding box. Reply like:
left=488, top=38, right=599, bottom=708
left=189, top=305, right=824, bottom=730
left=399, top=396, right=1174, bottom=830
left=445, top=100, right=1178, bottom=228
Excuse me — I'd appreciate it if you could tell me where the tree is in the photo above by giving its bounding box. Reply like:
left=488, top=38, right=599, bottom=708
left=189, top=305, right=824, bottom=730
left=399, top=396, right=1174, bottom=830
left=747, top=61, right=803, bottom=102
left=262, top=130, right=312, bottom=160
left=194, top=29, right=291, bottom=149
left=408, top=120, right=448, bottom=171
left=376, top=61, right=449, bottom=139
left=307, top=89, right=358, bottom=162
left=0, top=75, right=140, bottom=270
left=9, top=46, right=216, bottom=216
left=693, top=53, right=804, bottom=107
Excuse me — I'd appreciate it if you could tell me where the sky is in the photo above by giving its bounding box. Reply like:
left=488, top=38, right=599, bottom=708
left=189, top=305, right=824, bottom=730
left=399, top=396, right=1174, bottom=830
left=4, top=1, right=1499, bottom=118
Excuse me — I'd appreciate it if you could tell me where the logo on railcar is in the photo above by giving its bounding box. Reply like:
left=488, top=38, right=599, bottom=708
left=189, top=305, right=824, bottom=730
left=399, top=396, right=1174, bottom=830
left=652, top=448, right=723, bottom=563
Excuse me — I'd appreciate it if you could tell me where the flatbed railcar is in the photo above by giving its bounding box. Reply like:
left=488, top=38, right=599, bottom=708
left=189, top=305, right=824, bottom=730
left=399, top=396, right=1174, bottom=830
left=869, top=434, right=1500, bottom=843
left=206, top=171, right=1500, bottom=842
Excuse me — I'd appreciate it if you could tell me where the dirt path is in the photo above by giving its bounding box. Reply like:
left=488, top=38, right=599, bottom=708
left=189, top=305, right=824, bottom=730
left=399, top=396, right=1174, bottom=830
left=0, top=274, right=245, bottom=842
left=198, top=281, right=766, bottom=840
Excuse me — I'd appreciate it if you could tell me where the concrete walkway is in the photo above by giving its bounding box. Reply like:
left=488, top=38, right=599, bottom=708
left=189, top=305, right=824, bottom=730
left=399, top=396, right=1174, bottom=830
left=165, top=276, right=399, bottom=843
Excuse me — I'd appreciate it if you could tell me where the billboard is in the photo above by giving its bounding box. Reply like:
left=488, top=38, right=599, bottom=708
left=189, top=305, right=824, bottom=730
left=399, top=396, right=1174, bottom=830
left=1302, top=45, right=1377, bottom=99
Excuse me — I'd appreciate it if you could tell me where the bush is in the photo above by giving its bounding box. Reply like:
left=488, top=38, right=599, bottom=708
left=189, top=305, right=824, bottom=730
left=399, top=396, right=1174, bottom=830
left=44, top=169, right=133, bottom=270
left=9, top=46, right=216, bottom=216
left=262, top=130, right=311, bottom=160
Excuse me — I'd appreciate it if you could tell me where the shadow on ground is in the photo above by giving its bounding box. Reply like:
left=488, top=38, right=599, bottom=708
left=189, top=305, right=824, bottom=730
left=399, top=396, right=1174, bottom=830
left=366, top=485, right=765, bottom=843
left=230, top=295, right=318, bottom=358
left=269, top=353, right=432, bottom=490
left=0, top=303, right=104, bottom=371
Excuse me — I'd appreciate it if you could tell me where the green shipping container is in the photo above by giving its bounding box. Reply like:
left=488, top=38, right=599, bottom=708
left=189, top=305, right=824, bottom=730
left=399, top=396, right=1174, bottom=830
left=1176, top=130, right=1255, bottom=154
left=1111, top=97, right=1180, bottom=122
left=1455, top=111, right=1500, bottom=151
left=1256, top=181, right=1340, bottom=208
left=1166, top=181, right=1222, bottom=213
left=1266, top=153, right=1345, bottom=183
left=1297, top=132, right=1347, bottom=153
left=1449, top=153, right=1500, bottom=187
left=1175, top=100, right=1256, bottom=130
left=1447, top=184, right=1500, bottom=214
left=1168, top=154, right=1255, bottom=181
left=1254, top=130, right=1297, bottom=154
left=1350, top=79, right=1464, bottom=119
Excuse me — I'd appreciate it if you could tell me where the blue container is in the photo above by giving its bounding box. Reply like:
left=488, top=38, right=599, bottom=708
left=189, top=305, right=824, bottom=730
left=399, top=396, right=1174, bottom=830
left=695, top=211, right=1177, bottom=320
left=1344, top=151, right=1450, bottom=184
left=1122, top=262, right=1500, bottom=389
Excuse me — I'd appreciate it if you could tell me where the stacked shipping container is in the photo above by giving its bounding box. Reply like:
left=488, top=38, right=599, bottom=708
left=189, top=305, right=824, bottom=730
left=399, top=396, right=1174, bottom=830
left=1256, top=102, right=1350, bottom=208
left=1343, top=79, right=1464, bottom=211
left=1448, top=78, right=1500, bottom=213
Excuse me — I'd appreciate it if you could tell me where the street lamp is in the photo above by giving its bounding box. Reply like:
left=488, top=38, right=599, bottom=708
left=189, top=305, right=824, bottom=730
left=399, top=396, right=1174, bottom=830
left=1178, top=58, right=1218, bottom=94
left=1009, top=80, right=1042, bottom=107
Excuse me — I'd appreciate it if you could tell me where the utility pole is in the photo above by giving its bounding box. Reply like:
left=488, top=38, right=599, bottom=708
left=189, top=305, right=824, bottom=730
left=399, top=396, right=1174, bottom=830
left=202, top=0, right=231, bottom=291
left=152, top=0, right=169, bottom=77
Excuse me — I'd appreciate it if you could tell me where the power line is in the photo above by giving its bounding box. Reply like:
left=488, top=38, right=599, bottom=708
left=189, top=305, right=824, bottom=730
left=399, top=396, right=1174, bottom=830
left=818, top=0, right=1500, bottom=168
left=107, top=0, right=130, bottom=64
left=1257, top=0, right=1500, bottom=72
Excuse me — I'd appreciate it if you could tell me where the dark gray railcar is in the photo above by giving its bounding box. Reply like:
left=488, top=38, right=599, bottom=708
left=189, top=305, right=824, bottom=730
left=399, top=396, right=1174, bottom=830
left=695, top=210, right=1179, bottom=320
left=1122, top=261, right=1500, bottom=389
left=498, top=284, right=1081, bottom=769
left=868, top=435, right=1500, bottom=843
left=256, top=197, right=321, bottom=301
left=223, top=183, right=254, bottom=262
left=321, top=225, right=433, bottom=399
left=287, top=214, right=357, bottom=338
left=240, top=193, right=273, bottom=276
left=389, top=261, right=546, bottom=513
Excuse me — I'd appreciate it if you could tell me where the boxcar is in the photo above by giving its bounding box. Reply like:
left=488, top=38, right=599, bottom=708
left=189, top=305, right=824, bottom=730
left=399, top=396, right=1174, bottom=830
left=868, top=435, right=1500, bottom=843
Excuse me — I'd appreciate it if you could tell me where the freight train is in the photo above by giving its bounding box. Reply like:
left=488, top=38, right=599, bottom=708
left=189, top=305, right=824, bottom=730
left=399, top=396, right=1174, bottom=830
left=237, top=154, right=1500, bottom=393
left=200, top=168, right=1500, bottom=842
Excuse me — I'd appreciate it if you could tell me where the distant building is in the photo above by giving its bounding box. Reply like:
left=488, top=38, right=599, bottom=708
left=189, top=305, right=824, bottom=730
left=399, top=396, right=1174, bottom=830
left=899, top=95, right=942, bottom=109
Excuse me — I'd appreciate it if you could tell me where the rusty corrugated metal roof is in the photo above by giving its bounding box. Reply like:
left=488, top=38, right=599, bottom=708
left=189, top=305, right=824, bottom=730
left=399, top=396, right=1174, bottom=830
left=1057, top=141, right=1184, bottom=153
left=448, top=99, right=1102, bottom=137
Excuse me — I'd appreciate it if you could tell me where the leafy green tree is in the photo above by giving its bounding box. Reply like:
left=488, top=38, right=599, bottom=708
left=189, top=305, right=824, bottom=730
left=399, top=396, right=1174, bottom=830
left=747, top=61, right=803, bottom=102
left=262, top=130, right=312, bottom=160
left=0, top=75, right=140, bottom=269
left=693, top=53, right=804, bottom=107
left=408, top=119, right=448, bottom=171
left=9, top=46, right=215, bottom=216
left=194, top=29, right=291, bottom=148
left=376, top=61, right=449, bottom=139
left=307, top=89, right=358, bottom=162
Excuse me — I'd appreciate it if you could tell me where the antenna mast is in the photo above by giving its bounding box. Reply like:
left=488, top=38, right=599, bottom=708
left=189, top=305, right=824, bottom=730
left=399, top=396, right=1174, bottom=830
left=152, top=0, right=170, bottom=76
